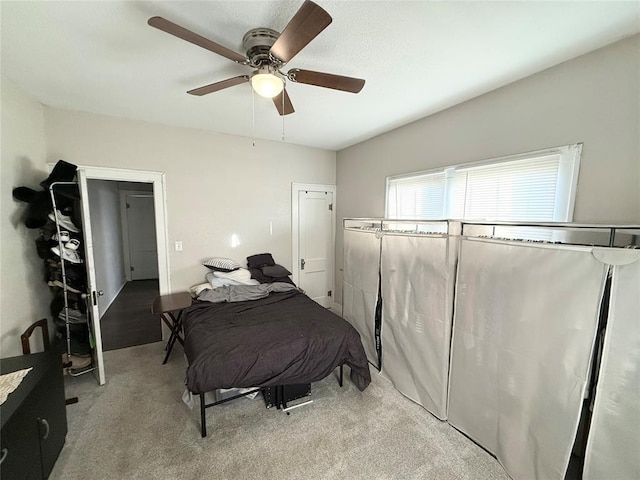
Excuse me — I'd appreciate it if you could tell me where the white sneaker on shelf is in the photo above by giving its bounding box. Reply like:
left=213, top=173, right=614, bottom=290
left=48, top=210, right=79, bottom=233
left=52, top=230, right=70, bottom=242
left=65, top=238, right=80, bottom=250
left=51, top=245, right=83, bottom=264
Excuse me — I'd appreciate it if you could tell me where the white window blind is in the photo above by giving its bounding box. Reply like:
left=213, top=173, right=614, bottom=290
left=386, top=144, right=581, bottom=224
left=387, top=171, right=446, bottom=220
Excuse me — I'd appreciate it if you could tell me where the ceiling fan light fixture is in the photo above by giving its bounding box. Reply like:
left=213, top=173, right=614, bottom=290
left=251, top=71, right=284, bottom=98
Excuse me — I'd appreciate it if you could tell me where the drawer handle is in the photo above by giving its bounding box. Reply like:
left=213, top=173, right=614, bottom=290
left=0, top=448, right=7, bottom=465
left=40, top=418, right=50, bottom=440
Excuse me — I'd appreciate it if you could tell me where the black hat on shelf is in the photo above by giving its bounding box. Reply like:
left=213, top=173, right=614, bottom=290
left=40, top=160, right=77, bottom=188
left=12, top=186, right=52, bottom=229
left=12, top=160, right=80, bottom=229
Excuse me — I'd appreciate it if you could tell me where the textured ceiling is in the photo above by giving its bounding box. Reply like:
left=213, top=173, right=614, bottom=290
left=2, top=1, right=639, bottom=151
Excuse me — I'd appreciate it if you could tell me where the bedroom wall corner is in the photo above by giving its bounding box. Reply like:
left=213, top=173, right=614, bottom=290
left=0, top=76, right=53, bottom=358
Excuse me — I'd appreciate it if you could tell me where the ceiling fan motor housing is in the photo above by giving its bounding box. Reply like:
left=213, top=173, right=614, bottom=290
left=243, top=28, right=281, bottom=67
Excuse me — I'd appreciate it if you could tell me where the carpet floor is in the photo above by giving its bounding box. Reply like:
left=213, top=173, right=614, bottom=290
left=51, top=342, right=510, bottom=480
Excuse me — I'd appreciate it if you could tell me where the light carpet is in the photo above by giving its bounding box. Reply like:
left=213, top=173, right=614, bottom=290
left=51, top=342, right=509, bottom=480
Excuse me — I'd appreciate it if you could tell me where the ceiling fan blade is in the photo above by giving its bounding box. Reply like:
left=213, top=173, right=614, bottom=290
left=272, top=89, right=295, bottom=116
left=148, top=16, right=247, bottom=64
left=288, top=69, right=365, bottom=93
left=269, top=1, right=332, bottom=64
left=187, top=76, right=249, bottom=96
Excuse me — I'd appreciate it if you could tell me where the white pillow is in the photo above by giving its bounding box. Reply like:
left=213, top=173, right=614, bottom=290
left=206, top=272, right=242, bottom=288
left=202, top=257, right=241, bottom=272
left=212, top=268, right=259, bottom=285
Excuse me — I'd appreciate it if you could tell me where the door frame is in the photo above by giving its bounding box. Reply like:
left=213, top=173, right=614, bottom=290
left=119, top=190, right=156, bottom=282
left=291, top=183, right=336, bottom=305
left=50, top=163, right=170, bottom=385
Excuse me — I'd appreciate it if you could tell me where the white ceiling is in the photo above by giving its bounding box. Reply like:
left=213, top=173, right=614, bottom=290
left=2, top=1, right=639, bottom=151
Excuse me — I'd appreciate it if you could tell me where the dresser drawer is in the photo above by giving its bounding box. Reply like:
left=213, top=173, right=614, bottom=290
left=1, top=352, right=67, bottom=480
left=1, top=396, right=41, bottom=480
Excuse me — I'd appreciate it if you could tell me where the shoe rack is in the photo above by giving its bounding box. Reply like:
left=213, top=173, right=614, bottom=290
left=48, top=181, right=95, bottom=377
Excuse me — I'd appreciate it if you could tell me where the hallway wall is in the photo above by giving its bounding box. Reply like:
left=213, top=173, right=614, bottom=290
left=87, top=179, right=126, bottom=318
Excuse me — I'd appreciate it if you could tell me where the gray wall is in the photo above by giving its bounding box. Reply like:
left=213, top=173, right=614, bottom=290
left=335, top=34, right=640, bottom=304
left=43, top=108, right=337, bottom=292
left=87, top=179, right=126, bottom=318
left=1, top=77, right=51, bottom=358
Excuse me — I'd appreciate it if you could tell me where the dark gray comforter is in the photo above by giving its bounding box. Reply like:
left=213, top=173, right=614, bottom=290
left=182, top=290, right=371, bottom=394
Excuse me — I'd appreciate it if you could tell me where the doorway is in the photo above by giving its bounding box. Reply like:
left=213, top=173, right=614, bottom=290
left=120, top=190, right=159, bottom=281
left=85, top=180, right=161, bottom=352
left=291, top=183, right=336, bottom=308
left=72, top=166, right=170, bottom=385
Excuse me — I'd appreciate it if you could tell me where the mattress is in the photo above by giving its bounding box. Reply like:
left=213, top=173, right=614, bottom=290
left=182, top=289, right=371, bottom=394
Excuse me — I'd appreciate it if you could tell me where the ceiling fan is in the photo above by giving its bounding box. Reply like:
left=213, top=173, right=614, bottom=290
left=148, top=0, right=365, bottom=116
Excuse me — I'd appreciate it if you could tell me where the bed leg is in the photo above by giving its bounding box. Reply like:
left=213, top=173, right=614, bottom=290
left=281, top=385, right=290, bottom=414
left=339, top=364, right=343, bottom=387
left=200, top=393, right=207, bottom=438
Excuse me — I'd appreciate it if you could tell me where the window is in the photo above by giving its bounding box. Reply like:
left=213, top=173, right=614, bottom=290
left=386, top=144, right=582, bottom=224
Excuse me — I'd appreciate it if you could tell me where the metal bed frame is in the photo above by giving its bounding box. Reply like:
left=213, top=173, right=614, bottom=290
left=198, top=365, right=344, bottom=437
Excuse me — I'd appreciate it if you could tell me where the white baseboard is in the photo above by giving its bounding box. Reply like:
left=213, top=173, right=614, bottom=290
left=330, top=303, right=343, bottom=316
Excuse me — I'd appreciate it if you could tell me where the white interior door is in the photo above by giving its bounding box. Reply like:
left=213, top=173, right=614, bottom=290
left=126, top=194, right=158, bottom=280
left=298, top=190, right=334, bottom=307
left=77, top=170, right=106, bottom=385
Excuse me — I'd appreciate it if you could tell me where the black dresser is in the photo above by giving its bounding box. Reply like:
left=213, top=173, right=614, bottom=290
left=1, top=352, right=67, bottom=480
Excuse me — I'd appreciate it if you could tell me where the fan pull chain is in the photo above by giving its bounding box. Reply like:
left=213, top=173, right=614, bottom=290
left=251, top=86, right=256, bottom=147
left=281, top=92, right=285, bottom=142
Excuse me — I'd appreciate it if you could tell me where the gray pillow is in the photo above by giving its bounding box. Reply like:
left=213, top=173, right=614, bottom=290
left=247, top=253, right=275, bottom=269
left=261, top=264, right=292, bottom=278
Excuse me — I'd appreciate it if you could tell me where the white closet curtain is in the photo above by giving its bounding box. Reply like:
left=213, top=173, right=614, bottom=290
left=343, top=229, right=381, bottom=365
left=448, top=239, right=608, bottom=480
left=583, top=254, right=640, bottom=480
left=380, top=233, right=456, bottom=419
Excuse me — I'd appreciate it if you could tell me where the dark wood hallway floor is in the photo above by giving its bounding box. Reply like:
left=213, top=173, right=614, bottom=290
left=101, top=280, right=161, bottom=351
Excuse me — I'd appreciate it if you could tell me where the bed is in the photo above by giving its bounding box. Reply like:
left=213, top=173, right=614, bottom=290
left=181, top=283, right=371, bottom=437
